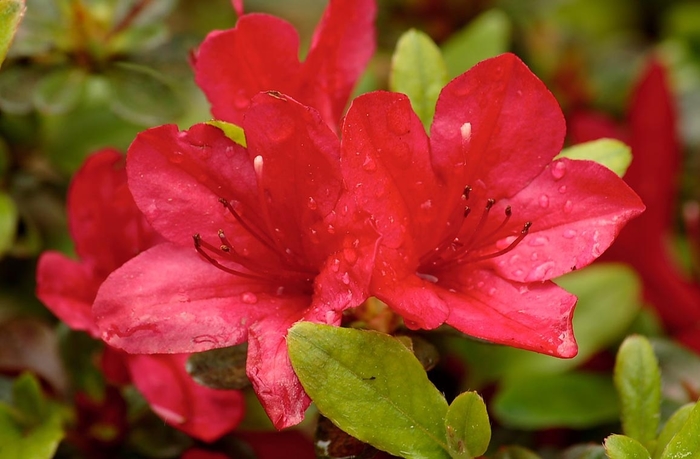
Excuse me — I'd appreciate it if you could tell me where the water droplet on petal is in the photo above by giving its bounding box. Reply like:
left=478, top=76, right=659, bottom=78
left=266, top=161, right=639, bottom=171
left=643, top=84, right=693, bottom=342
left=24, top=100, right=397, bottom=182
left=386, top=103, right=411, bottom=135
left=488, top=287, right=497, bottom=296
left=558, top=185, right=567, bottom=194
left=309, top=228, right=320, bottom=243
left=241, top=292, right=258, bottom=304
left=330, top=258, right=341, bottom=273
left=327, top=224, right=336, bottom=234
left=168, top=151, right=184, bottom=164
left=477, top=281, right=485, bottom=288
left=343, top=248, right=358, bottom=265
left=563, top=200, right=573, bottom=213
left=341, top=272, right=351, bottom=285
left=538, top=194, right=550, bottom=208
left=307, top=197, right=318, bottom=210
left=528, top=235, right=549, bottom=247
left=420, top=200, right=433, bottom=210
left=551, top=160, right=567, bottom=180
left=562, top=229, right=577, bottom=239
left=362, top=154, right=377, bottom=171
left=391, top=141, right=412, bottom=169
left=531, top=252, right=539, bottom=261
left=460, top=123, right=472, bottom=142
left=512, top=269, right=524, bottom=277
left=527, top=261, right=557, bottom=281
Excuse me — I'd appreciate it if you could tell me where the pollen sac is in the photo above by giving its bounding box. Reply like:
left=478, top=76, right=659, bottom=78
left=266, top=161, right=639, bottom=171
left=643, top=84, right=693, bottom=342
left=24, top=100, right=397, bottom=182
left=186, top=343, right=250, bottom=390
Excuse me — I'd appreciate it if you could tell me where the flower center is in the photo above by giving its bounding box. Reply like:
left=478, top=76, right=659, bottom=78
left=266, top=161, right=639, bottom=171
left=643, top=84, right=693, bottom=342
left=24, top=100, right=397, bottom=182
left=418, top=185, right=532, bottom=276
left=192, top=197, right=317, bottom=293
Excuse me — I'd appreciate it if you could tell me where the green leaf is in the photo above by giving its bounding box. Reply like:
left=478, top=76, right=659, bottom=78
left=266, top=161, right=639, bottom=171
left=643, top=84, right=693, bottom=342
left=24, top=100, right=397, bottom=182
left=0, top=373, right=65, bottom=459
left=493, top=446, right=543, bottom=459
left=106, top=62, right=183, bottom=126
left=33, top=67, right=87, bottom=115
left=288, top=322, right=450, bottom=459
left=445, top=391, right=490, bottom=458
left=206, top=120, right=247, bottom=147
left=0, top=65, right=42, bottom=114
left=654, top=403, right=695, bottom=459
left=658, top=401, right=700, bottom=459
left=614, top=335, right=661, bottom=450
left=556, top=139, right=632, bottom=177
left=605, top=435, right=652, bottom=459
left=492, top=372, right=619, bottom=429
left=441, top=9, right=511, bottom=78
left=0, top=0, right=25, bottom=66
left=0, top=192, right=17, bottom=256
left=389, top=29, right=448, bottom=130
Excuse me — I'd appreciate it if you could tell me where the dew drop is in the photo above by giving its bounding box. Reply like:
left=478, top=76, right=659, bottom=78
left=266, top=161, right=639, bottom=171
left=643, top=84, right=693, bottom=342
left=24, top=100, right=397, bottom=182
left=420, top=199, right=433, bottom=210
left=168, top=151, right=184, bottom=164
left=528, top=236, right=549, bottom=247
left=538, top=194, right=550, bottom=208
left=477, top=281, right=485, bottom=288
left=307, top=197, right=318, bottom=210
left=551, top=161, right=567, bottom=180
left=327, top=224, right=336, bottom=234
left=558, top=185, right=567, bottom=194
left=341, top=272, right=351, bottom=285
left=531, top=252, right=539, bottom=261
left=512, top=269, right=524, bottom=277
left=563, top=200, right=573, bottom=214
left=460, top=123, right=472, bottom=142
left=330, top=258, right=341, bottom=273
left=362, top=154, right=377, bottom=171
left=391, top=141, right=412, bottom=169
left=527, top=261, right=556, bottom=281
left=488, top=287, right=497, bottom=296
left=562, top=229, right=577, bottom=239
left=241, top=292, right=258, bottom=304
left=343, top=247, right=358, bottom=265
left=309, top=228, right=320, bottom=244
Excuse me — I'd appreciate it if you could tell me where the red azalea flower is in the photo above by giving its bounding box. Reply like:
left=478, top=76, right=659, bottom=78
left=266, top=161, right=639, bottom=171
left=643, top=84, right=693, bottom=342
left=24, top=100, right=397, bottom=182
left=339, top=53, right=644, bottom=357
left=569, top=59, right=700, bottom=349
left=36, top=150, right=244, bottom=442
left=93, top=94, right=377, bottom=429
left=193, top=0, right=376, bottom=133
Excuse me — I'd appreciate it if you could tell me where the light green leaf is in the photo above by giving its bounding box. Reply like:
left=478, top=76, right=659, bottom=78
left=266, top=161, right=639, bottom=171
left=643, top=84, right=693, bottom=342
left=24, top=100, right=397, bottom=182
left=654, top=403, right=695, bottom=459
left=0, top=192, right=17, bottom=256
left=441, top=9, right=511, bottom=78
left=206, top=120, right=247, bottom=147
left=493, top=372, right=619, bottom=429
left=390, top=29, right=448, bottom=130
left=445, top=391, right=490, bottom=458
left=0, top=373, right=64, bottom=459
left=288, top=322, right=450, bottom=459
left=605, top=435, right=652, bottom=459
left=659, top=400, right=700, bottom=459
left=556, top=139, right=632, bottom=177
left=614, top=335, right=661, bottom=450
left=0, top=0, right=25, bottom=66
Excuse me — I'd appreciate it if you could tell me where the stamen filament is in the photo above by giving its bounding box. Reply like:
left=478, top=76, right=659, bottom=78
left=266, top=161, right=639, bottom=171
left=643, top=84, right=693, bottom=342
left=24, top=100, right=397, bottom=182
left=193, top=234, right=269, bottom=281
left=460, top=221, right=532, bottom=264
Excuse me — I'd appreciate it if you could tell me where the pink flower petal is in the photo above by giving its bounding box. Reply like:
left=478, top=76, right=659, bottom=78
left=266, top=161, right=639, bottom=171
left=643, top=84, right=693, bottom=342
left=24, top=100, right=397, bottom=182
left=431, top=53, right=566, bottom=196
left=36, top=252, right=100, bottom=337
left=127, top=353, right=244, bottom=442
left=488, top=158, right=645, bottom=283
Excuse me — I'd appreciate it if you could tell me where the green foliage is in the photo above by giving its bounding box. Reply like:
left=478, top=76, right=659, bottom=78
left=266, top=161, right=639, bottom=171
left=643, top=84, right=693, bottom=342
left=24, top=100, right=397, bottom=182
left=441, top=9, right=512, bottom=78
left=654, top=403, right=695, bottom=459
left=390, top=29, right=448, bottom=130
left=614, top=335, right=661, bottom=450
left=556, top=139, right=633, bottom=177
left=0, top=373, right=65, bottom=459
left=444, top=392, right=490, bottom=458
left=493, top=446, right=543, bottom=459
left=288, top=322, right=451, bottom=459
left=0, top=0, right=24, bottom=66
left=0, top=191, right=18, bottom=256
left=604, top=435, right=652, bottom=459
left=656, top=401, right=700, bottom=459
left=493, top=372, right=619, bottom=429
left=206, top=120, right=247, bottom=147
left=33, top=67, right=87, bottom=115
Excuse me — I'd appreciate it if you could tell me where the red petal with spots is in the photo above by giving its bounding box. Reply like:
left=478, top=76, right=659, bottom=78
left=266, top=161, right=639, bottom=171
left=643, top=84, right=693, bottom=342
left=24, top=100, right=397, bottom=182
left=194, top=0, right=375, bottom=132
left=127, top=353, right=244, bottom=442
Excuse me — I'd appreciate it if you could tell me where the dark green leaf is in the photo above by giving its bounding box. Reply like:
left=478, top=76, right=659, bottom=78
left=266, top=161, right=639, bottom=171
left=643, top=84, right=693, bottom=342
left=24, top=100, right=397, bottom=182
left=614, top=335, right=661, bottom=450
left=0, top=0, right=25, bottom=66
left=441, top=9, right=511, bottom=78
left=445, top=391, right=490, bottom=458
left=0, top=192, right=17, bottom=256
left=106, top=62, right=183, bottom=125
left=556, top=139, right=632, bottom=177
left=389, top=29, right=448, bottom=130
left=33, top=67, right=87, bottom=115
left=604, top=435, right=652, bottom=459
left=493, top=372, right=619, bottom=429
left=658, top=400, right=700, bottom=459
left=288, top=322, right=450, bottom=459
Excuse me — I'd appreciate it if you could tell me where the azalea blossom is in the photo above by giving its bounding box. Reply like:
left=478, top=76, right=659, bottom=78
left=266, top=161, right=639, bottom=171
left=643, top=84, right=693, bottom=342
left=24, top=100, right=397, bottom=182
left=339, top=53, right=645, bottom=357
left=93, top=96, right=377, bottom=429
left=569, top=59, right=700, bottom=351
left=193, top=0, right=376, bottom=133
left=36, top=149, right=245, bottom=442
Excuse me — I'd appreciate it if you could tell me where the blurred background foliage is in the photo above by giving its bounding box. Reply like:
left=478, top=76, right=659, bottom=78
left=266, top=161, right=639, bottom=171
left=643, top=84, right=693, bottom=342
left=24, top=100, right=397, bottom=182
left=1, top=0, right=700, bottom=458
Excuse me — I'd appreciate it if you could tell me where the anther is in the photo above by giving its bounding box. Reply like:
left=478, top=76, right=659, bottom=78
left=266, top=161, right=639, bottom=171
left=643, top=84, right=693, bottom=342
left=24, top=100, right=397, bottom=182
left=485, top=198, right=495, bottom=210
left=462, top=186, right=472, bottom=200
left=463, top=206, right=471, bottom=218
